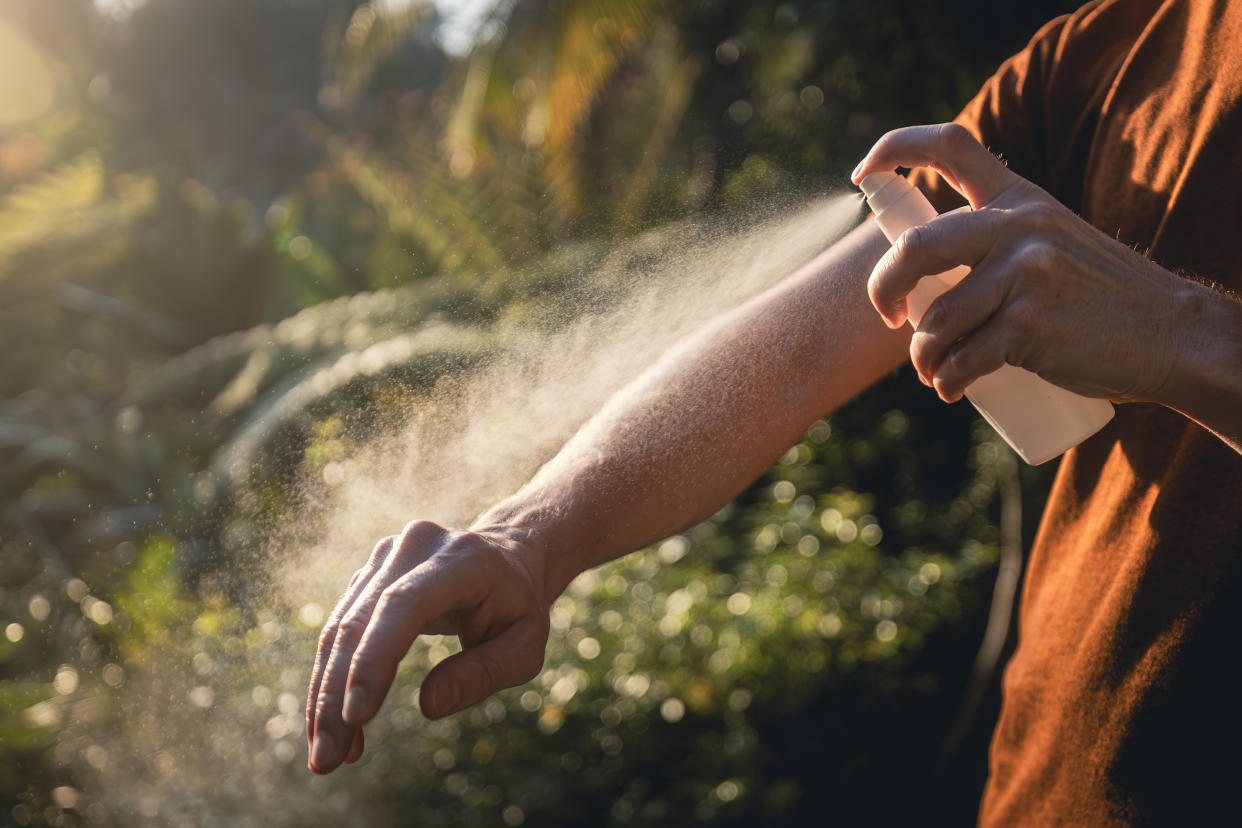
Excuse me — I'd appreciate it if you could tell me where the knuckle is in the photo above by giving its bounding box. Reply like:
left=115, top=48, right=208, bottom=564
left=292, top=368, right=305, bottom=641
left=440, top=530, right=472, bottom=557
left=366, top=539, right=392, bottom=568
left=940, top=122, right=974, bottom=150
left=401, top=519, right=442, bottom=540
left=318, top=623, right=338, bottom=651
left=348, top=649, right=373, bottom=678
left=392, top=521, right=446, bottom=564
left=1017, top=200, right=1060, bottom=233
left=876, top=128, right=902, bottom=152
left=381, top=575, right=415, bottom=603
left=336, top=612, right=370, bottom=647
left=1014, top=239, right=1056, bottom=274
left=438, top=536, right=491, bottom=575
left=893, top=224, right=925, bottom=263
left=314, top=693, right=343, bottom=727
left=378, top=577, right=421, bottom=616
left=390, top=539, right=419, bottom=567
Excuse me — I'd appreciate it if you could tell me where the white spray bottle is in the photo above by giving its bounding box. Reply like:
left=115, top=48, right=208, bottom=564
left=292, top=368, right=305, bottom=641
left=859, top=171, right=1113, bottom=465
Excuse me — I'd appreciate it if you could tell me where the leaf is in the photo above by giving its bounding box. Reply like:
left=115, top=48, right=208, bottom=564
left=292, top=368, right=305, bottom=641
left=0, top=153, right=156, bottom=283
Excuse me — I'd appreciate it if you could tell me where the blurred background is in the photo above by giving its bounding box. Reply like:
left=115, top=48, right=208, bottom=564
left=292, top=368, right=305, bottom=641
left=0, top=1, right=1081, bottom=825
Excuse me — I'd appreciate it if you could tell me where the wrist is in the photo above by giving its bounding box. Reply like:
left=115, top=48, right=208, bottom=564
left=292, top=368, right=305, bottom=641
left=471, top=497, right=588, bottom=607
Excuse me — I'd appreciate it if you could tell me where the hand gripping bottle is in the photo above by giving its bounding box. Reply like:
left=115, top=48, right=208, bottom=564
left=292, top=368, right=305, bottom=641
left=859, top=171, right=1113, bottom=464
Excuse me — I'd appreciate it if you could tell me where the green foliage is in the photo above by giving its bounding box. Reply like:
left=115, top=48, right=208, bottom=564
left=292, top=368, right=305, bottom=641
left=2, top=409, right=1004, bottom=826
left=113, top=534, right=192, bottom=660
left=0, top=0, right=1073, bottom=824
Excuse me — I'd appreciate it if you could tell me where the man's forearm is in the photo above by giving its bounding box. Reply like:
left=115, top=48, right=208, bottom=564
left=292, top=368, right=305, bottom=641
left=310, top=220, right=905, bottom=770
left=472, top=221, right=906, bottom=600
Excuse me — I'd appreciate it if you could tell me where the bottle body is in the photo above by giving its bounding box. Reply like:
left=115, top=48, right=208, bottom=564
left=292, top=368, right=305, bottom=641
left=860, top=171, right=1113, bottom=465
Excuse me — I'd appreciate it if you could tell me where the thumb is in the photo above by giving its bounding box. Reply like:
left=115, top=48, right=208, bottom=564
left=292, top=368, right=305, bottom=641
left=419, top=619, right=547, bottom=719
left=851, top=122, right=1019, bottom=208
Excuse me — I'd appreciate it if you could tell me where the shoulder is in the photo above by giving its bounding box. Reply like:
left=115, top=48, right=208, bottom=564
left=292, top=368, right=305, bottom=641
left=914, top=0, right=1170, bottom=210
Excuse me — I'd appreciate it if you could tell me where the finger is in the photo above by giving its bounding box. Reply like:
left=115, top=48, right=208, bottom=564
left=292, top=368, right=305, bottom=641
left=868, top=207, right=999, bottom=327
left=422, top=618, right=459, bottom=636
left=908, top=257, right=1012, bottom=383
left=306, top=540, right=392, bottom=755
left=852, top=123, right=1019, bottom=208
left=344, top=728, right=365, bottom=764
left=419, top=619, right=547, bottom=720
left=931, top=314, right=1017, bottom=402
left=311, top=522, right=443, bottom=773
left=342, top=554, right=488, bottom=727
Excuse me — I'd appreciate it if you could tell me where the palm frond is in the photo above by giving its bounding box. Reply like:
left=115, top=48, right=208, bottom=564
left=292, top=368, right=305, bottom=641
left=211, top=322, right=494, bottom=489
left=325, top=2, right=432, bottom=106
left=317, top=126, right=510, bottom=282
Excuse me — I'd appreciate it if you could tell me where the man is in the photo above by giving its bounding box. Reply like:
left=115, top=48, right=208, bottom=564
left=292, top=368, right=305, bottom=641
left=307, top=0, right=1242, bottom=821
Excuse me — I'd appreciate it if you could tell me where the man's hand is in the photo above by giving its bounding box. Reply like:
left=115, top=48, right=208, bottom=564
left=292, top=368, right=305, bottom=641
left=306, top=521, right=551, bottom=774
left=850, top=123, right=1195, bottom=406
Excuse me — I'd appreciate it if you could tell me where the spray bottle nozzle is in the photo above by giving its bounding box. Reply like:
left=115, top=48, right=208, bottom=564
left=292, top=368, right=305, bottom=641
left=859, top=171, right=915, bottom=215
left=858, top=171, right=898, bottom=198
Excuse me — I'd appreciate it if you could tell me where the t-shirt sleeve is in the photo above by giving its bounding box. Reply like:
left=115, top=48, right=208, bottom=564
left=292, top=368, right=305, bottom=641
left=908, top=0, right=1149, bottom=213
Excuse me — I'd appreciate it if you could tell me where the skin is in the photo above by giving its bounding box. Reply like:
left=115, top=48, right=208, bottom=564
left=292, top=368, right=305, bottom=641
left=852, top=123, right=1242, bottom=454
left=306, top=217, right=908, bottom=773
left=307, top=122, right=1242, bottom=775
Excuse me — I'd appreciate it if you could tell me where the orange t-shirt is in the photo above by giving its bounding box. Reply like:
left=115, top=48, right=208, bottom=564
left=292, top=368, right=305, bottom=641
left=911, top=0, right=1242, bottom=823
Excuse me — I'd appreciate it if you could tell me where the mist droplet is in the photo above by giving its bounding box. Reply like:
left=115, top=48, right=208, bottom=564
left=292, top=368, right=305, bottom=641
left=189, top=685, right=215, bottom=709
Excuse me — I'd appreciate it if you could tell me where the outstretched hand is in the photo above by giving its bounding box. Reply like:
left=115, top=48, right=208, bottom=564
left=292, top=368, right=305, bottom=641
left=851, top=123, right=1191, bottom=406
left=306, top=521, right=551, bottom=774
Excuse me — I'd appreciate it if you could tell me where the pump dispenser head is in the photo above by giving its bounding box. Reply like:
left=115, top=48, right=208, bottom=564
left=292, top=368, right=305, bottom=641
left=860, top=171, right=917, bottom=214
left=858, top=170, right=897, bottom=198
